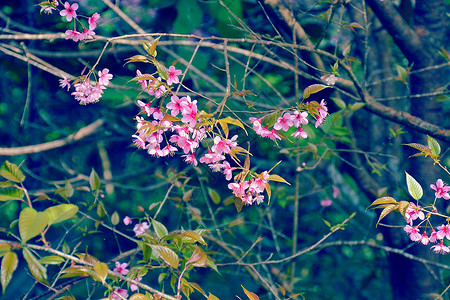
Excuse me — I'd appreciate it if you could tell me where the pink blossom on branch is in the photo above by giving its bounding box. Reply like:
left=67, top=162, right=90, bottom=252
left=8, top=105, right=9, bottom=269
left=113, top=261, right=129, bottom=275
left=167, top=66, right=182, bottom=86
left=430, top=179, right=450, bottom=200
left=431, top=241, right=450, bottom=254
left=88, top=12, right=100, bottom=30
left=273, top=112, right=293, bottom=131
left=111, top=288, right=129, bottom=300
left=98, top=68, right=113, bottom=86
left=65, top=29, right=81, bottom=42
left=59, top=2, right=78, bottom=22
left=59, top=75, right=71, bottom=91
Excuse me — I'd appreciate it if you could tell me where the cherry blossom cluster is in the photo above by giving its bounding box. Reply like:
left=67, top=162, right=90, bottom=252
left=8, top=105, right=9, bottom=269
left=59, top=68, right=113, bottom=104
left=249, top=99, right=328, bottom=141
left=403, top=179, right=450, bottom=254
left=130, top=65, right=275, bottom=205
left=39, top=1, right=100, bottom=42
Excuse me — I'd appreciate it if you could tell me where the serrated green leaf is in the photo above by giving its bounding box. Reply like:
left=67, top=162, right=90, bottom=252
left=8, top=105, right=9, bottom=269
left=427, top=135, right=441, bottom=156
left=405, top=171, right=423, bottom=200
left=93, top=262, right=108, bottom=284
left=208, top=188, right=221, bottom=205
left=0, top=181, right=12, bottom=188
left=1, top=251, right=18, bottom=293
left=403, top=143, right=429, bottom=152
left=303, top=84, right=329, bottom=100
left=89, top=168, right=101, bottom=191
left=23, top=247, right=48, bottom=284
left=19, top=207, right=49, bottom=243
left=54, top=180, right=74, bottom=200
left=151, top=219, right=168, bottom=239
left=154, top=60, right=169, bottom=81
left=182, top=231, right=207, bottom=245
left=0, top=244, right=11, bottom=258
left=97, top=201, right=106, bottom=218
left=45, top=204, right=78, bottom=225
left=242, top=285, right=260, bottom=300
left=368, top=196, right=398, bottom=209
left=111, top=211, right=120, bottom=226
left=376, top=204, right=398, bottom=227
left=59, top=266, right=91, bottom=279
left=38, top=255, right=65, bottom=265
left=0, top=161, right=25, bottom=183
left=0, top=186, right=24, bottom=201
left=150, top=245, right=179, bottom=269
left=149, top=36, right=160, bottom=57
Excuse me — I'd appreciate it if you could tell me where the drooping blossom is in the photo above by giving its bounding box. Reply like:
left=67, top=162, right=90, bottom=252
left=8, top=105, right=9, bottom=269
left=420, top=232, right=430, bottom=245
left=59, top=75, right=71, bottom=91
left=88, top=13, right=100, bottom=30
left=273, top=113, right=293, bottom=131
left=167, top=66, right=182, bottom=86
left=332, top=186, right=339, bottom=198
left=321, top=74, right=338, bottom=86
left=431, top=240, right=450, bottom=254
left=404, top=203, right=425, bottom=225
left=133, top=222, right=149, bottom=236
left=292, top=110, right=308, bottom=127
left=98, top=68, right=113, bottom=86
left=320, top=199, right=332, bottom=207
left=291, top=127, right=307, bottom=139
left=182, top=152, right=198, bottom=166
left=113, top=261, right=129, bottom=275
left=65, top=29, right=81, bottom=42
left=59, top=2, right=78, bottom=22
left=79, top=27, right=95, bottom=40
left=72, top=79, right=105, bottom=104
left=111, top=287, right=129, bottom=300
left=314, top=99, right=328, bottom=128
left=430, top=179, right=450, bottom=200
left=404, top=225, right=421, bottom=241
left=429, top=230, right=438, bottom=243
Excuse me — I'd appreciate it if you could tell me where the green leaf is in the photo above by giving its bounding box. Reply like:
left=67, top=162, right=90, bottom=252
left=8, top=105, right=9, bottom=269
left=207, top=293, right=221, bottom=300
left=45, top=204, right=78, bottom=225
left=182, top=231, right=207, bottom=245
left=398, top=201, right=411, bottom=219
left=154, top=60, right=169, bottom=81
left=303, top=84, right=329, bottom=100
left=268, top=174, right=291, bottom=185
left=38, top=255, right=65, bottom=265
left=331, top=97, right=346, bottom=110
left=89, top=168, right=101, bottom=191
left=367, top=196, right=398, bottom=209
left=111, top=211, right=120, bottom=226
left=1, top=251, right=18, bottom=293
left=129, top=294, right=152, bottom=300
left=234, top=196, right=243, bottom=213
left=97, top=201, right=106, bottom=218
left=93, top=262, right=108, bottom=284
left=54, top=180, right=74, bottom=200
left=0, top=181, right=12, bottom=188
left=19, top=207, right=49, bottom=243
left=0, top=244, right=11, bottom=258
left=218, top=117, right=248, bottom=135
left=242, top=285, right=260, bottom=300
left=149, top=245, right=179, bottom=269
left=23, top=247, right=48, bottom=284
left=376, top=204, right=398, bottom=227
left=405, top=171, right=423, bottom=200
left=0, top=186, right=24, bottom=201
left=349, top=102, right=366, bottom=111
left=427, top=135, right=441, bottom=156
left=208, top=188, right=221, bottom=205
left=151, top=218, right=169, bottom=239
left=0, top=161, right=25, bottom=183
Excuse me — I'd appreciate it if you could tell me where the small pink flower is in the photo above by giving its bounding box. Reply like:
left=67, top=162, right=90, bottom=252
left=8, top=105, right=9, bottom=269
left=130, top=276, right=142, bottom=292
left=420, top=232, right=430, bottom=245
left=292, top=111, right=308, bottom=127
left=111, top=287, right=128, bottom=300
left=320, top=199, right=332, bottom=207
left=182, top=152, right=198, bottom=166
left=60, top=2, right=78, bottom=22
left=133, top=222, right=149, bottom=236
left=437, top=224, right=450, bottom=240
left=88, top=12, right=100, bottom=30
left=274, top=113, right=294, bottom=131
left=167, top=66, right=182, bottom=86
left=321, top=74, right=338, bottom=86
left=98, top=68, right=113, bottom=86
left=123, top=216, right=132, bottom=225
left=404, top=225, right=421, bottom=241
left=291, top=127, right=308, bottom=139
left=59, top=75, right=71, bottom=91
left=65, top=29, right=81, bottom=42
left=431, top=240, right=450, bottom=254
left=332, top=186, right=339, bottom=198
left=430, top=179, right=450, bottom=200
left=113, top=261, right=129, bottom=275
left=429, top=230, right=438, bottom=243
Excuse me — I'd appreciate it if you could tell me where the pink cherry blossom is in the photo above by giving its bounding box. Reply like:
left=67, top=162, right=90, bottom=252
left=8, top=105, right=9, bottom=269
left=133, top=222, right=149, bottom=236
left=404, top=204, right=425, bottom=225
left=228, top=181, right=249, bottom=198
left=273, top=113, right=294, bottom=131
left=431, top=240, right=450, bottom=254
left=59, top=75, right=71, bottom=91
left=404, top=225, right=421, bottom=241
left=320, top=199, right=332, bottom=207
left=113, top=261, right=129, bottom=275
left=292, top=111, right=308, bottom=127
left=332, top=186, right=339, bottom=198
left=429, top=230, right=438, bottom=243
left=72, top=79, right=105, bottom=104
left=111, top=288, right=129, bottom=300
left=123, top=216, right=132, bottom=225
left=60, top=2, right=78, bottom=22
left=291, top=127, right=308, bottom=139
left=167, top=66, right=182, bottom=86
left=420, top=232, right=430, bottom=245
left=130, top=276, right=142, bottom=292
left=221, top=161, right=235, bottom=181
left=437, top=224, right=450, bottom=240
left=65, top=29, right=81, bottom=42
left=182, top=152, right=198, bottom=166
left=79, top=27, right=95, bottom=40
left=166, top=95, right=184, bottom=116
left=321, top=74, right=338, bottom=86
left=88, top=13, right=100, bottom=30
left=98, top=68, right=113, bottom=86
left=430, top=179, right=450, bottom=200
